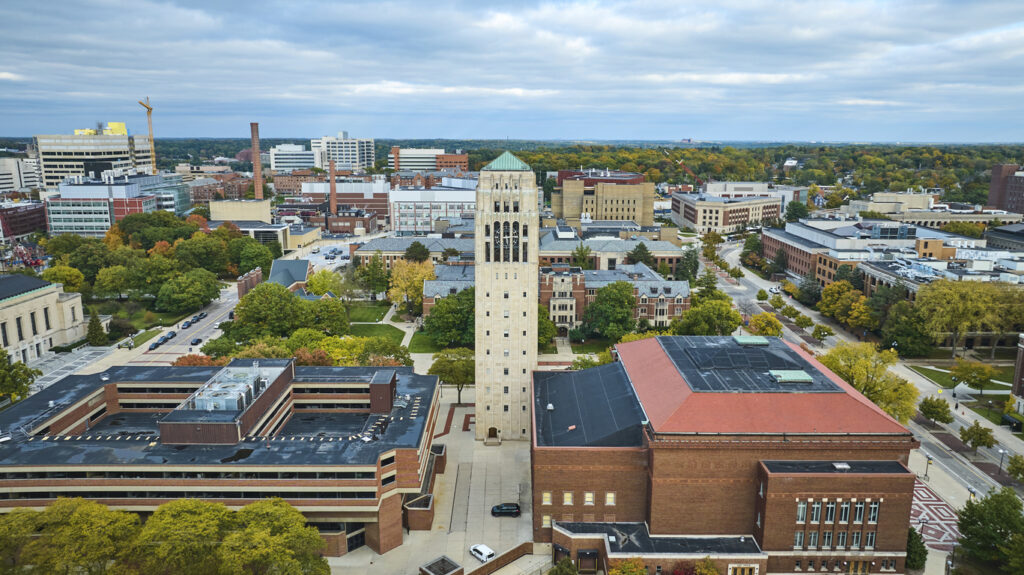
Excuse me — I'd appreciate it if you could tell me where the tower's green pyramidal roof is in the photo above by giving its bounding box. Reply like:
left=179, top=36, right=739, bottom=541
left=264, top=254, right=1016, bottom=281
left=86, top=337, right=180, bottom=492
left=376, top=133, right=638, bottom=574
left=481, top=151, right=531, bottom=171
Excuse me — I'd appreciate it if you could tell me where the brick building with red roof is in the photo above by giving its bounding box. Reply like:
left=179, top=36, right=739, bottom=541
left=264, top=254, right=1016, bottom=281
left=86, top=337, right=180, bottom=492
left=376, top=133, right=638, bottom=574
left=531, top=335, right=918, bottom=575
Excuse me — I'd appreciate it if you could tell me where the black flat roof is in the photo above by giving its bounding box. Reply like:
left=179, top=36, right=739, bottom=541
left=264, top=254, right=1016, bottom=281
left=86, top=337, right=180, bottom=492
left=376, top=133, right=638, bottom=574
left=556, top=522, right=763, bottom=556
left=0, top=274, right=51, bottom=301
left=533, top=362, right=645, bottom=448
left=763, top=460, right=911, bottom=474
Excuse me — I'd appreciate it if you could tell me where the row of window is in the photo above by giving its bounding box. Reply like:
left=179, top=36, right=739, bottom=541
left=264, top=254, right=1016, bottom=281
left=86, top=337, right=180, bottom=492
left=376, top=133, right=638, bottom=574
left=0, top=490, right=378, bottom=500
left=793, top=559, right=892, bottom=573
left=0, top=470, right=377, bottom=480
left=541, top=491, right=615, bottom=506
left=794, top=530, right=875, bottom=550
left=1, top=307, right=54, bottom=348
left=796, top=500, right=879, bottom=524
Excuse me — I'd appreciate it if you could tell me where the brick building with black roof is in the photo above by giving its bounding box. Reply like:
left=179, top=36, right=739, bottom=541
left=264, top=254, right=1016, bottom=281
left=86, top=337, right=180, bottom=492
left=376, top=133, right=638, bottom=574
left=532, top=336, right=918, bottom=575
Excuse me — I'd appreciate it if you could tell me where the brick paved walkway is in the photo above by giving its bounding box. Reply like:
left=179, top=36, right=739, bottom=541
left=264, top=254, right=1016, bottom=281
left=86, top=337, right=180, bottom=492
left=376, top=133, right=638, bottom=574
left=911, top=480, right=961, bottom=552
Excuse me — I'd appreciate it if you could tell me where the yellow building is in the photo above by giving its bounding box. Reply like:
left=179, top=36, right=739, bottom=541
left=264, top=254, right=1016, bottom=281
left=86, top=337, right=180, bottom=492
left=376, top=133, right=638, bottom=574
left=1, top=275, right=90, bottom=365
left=551, top=170, right=655, bottom=227
left=210, top=199, right=272, bottom=224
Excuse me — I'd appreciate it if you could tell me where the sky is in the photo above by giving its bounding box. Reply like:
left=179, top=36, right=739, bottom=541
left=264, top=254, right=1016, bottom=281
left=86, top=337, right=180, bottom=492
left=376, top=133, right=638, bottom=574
left=1, top=0, right=1024, bottom=142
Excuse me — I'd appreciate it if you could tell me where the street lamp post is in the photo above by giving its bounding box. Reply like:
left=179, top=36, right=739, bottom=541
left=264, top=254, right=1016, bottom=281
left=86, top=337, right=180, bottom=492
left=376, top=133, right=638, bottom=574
left=968, top=486, right=977, bottom=500
left=924, top=454, right=933, bottom=480
left=999, top=448, right=1006, bottom=475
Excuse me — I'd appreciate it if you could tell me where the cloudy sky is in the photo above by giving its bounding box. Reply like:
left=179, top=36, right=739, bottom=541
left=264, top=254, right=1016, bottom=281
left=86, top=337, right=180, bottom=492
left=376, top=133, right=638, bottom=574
left=2, top=0, right=1023, bottom=141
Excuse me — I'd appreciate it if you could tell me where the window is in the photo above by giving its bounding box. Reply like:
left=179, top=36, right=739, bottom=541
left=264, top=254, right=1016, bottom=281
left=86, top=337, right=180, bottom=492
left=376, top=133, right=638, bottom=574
left=503, top=368, right=509, bottom=375
left=29, top=312, right=37, bottom=336
left=758, top=482, right=764, bottom=497
left=795, top=561, right=801, bottom=571
left=821, top=531, right=832, bottom=549
left=1, top=322, right=7, bottom=347
left=836, top=531, right=847, bottom=548
left=503, top=386, right=509, bottom=393
left=854, top=501, right=865, bottom=523
left=503, top=405, right=509, bottom=412
left=796, top=501, right=807, bottom=523
left=868, top=501, right=879, bottom=523
left=503, top=310, right=509, bottom=318
left=793, top=531, right=804, bottom=548
left=504, top=292, right=509, bottom=299
left=865, top=531, right=876, bottom=549
left=825, top=502, right=836, bottom=523
left=756, top=512, right=761, bottom=528
left=807, top=531, right=818, bottom=549
left=15, top=318, right=23, bottom=341
left=605, top=492, right=616, bottom=506
left=542, top=515, right=551, bottom=528
left=542, top=492, right=551, bottom=505
left=810, top=501, right=821, bottom=523
left=584, top=492, right=594, bottom=505
left=563, top=492, right=573, bottom=505
left=839, top=501, right=850, bottom=523
left=71, top=306, right=76, bottom=322
left=807, top=561, right=815, bottom=571
left=851, top=531, right=861, bottom=549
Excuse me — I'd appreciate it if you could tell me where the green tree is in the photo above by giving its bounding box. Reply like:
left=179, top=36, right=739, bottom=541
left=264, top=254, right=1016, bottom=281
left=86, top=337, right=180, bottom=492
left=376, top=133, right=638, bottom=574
left=427, top=347, right=475, bottom=404
left=155, top=269, right=220, bottom=314
left=266, top=239, right=283, bottom=260
left=795, top=272, right=821, bottom=306
left=41, top=264, right=85, bottom=292
left=441, top=247, right=461, bottom=261
left=674, top=247, right=699, bottom=281
left=905, top=527, right=928, bottom=570
left=794, top=314, right=813, bottom=329
left=174, top=233, right=227, bottom=275
left=670, top=300, right=742, bottom=336
left=0, top=352, right=41, bottom=402
left=86, top=307, right=107, bottom=346
left=701, top=231, right=723, bottom=259
left=285, top=328, right=328, bottom=353
left=423, top=288, right=475, bottom=348
left=748, top=312, right=784, bottom=336
left=959, top=420, right=996, bottom=454
left=819, top=342, right=919, bottom=423
left=780, top=305, right=799, bottom=319
left=127, top=255, right=183, bottom=298
left=742, top=234, right=762, bottom=257
left=404, top=241, right=431, bottom=263
left=626, top=242, right=654, bottom=266
left=128, top=499, right=233, bottom=575
left=756, top=289, right=769, bottom=301
left=691, top=270, right=729, bottom=306
left=93, top=264, right=129, bottom=299
left=308, top=297, right=350, bottom=336
left=538, top=304, right=557, bottom=347
left=305, top=268, right=344, bottom=296
left=571, top=244, right=594, bottom=269
left=940, top=221, right=985, bottom=238
left=957, top=486, right=1024, bottom=563
left=201, top=336, right=240, bottom=358
left=694, top=556, right=721, bottom=575
left=22, top=497, right=140, bottom=575
left=67, top=240, right=112, bottom=283
left=239, top=242, right=273, bottom=275
left=387, top=259, right=435, bottom=315
left=0, top=508, right=36, bottom=571
left=918, top=396, right=954, bottom=424
left=916, top=280, right=989, bottom=358
left=769, top=294, right=785, bottom=309
left=951, top=359, right=998, bottom=396
left=833, top=264, right=864, bottom=291
left=812, top=324, right=834, bottom=341
left=609, top=557, right=648, bottom=575
left=582, top=281, right=636, bottom=341
left=657, top=261, right=672, bottom=278
left=770, top=247, right=788, bottom=274
left=547, top=557, right=580, bottom=575
left=1006, top=454, right=1024, bottom=482
left=880, top=301, right=933, bottom=357
left=358, top=251, right=390, bottom=295
left=234, top=282, right=311, bottom=339
left=218, top=499, right=328, bottom=575
left=785, top=200, right=809, bottom=222
left=43, top=233, right=86, bottom=258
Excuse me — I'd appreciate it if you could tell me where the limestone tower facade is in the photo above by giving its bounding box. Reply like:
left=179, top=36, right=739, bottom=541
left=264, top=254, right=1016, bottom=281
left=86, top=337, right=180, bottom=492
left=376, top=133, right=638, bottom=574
left=474, top=152, right=539, bottom=441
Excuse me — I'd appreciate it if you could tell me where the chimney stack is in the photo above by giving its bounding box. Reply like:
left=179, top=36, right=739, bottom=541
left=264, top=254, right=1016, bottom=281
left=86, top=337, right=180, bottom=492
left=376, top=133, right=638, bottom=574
left=250, top=122, right=263, bottom=200
left=329, top=159, right=338, bottom=215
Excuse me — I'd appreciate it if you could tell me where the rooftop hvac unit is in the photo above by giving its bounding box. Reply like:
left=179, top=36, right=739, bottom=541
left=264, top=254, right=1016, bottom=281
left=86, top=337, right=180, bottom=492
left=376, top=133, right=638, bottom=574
left=832, top=462, right=852, bottom=471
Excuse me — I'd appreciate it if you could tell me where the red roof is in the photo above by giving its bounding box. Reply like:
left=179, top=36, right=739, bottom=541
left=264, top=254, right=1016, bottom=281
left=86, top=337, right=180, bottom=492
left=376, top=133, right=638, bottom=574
left=616, top=338, right=908, bottom=435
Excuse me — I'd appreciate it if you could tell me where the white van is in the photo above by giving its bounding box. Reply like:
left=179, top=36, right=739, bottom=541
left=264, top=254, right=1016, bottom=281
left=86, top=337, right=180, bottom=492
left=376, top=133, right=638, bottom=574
left=469, top=544, right=495, bottom=563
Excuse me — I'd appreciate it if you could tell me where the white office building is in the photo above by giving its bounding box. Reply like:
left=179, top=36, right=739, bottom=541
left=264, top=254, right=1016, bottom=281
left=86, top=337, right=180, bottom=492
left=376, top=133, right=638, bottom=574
left=269, top=144, right=316, bottom=173
left=387, top=148, right=445, bottom=171
left=310, top=132, right=375, bottom=170
left=35, top=132, right=152, bottom=190
left=390, top=187, right=476, bottom=235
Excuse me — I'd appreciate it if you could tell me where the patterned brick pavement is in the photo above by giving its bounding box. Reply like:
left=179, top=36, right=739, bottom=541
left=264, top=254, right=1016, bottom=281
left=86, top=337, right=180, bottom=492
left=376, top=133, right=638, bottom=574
left=911, top=479, right=961, bottom=551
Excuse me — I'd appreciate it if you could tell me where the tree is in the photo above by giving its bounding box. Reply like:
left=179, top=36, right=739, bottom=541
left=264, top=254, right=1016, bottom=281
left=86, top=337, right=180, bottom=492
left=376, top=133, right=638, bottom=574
left=86, top=307, right=107, bottom=346
left=441, top=247, right=461, bottom=261
left=691, top=270, right=729, bottom=306
left=748, top=312, right=783, bottom=337
left=756, top=289, right=768, bottom=301
left=918, top=396, right=954, bottom=424
left=43, top=233, right=86, bottom=258
left=582, top=281, right=636, bottom=341
left=742, top=234, right=762, bottom=257
left=68, top=240, right=113, bottom=283
left=171, top=354, right=227, bottom=367
left=819, top=342, right=919, bottom=423
left=22, top=497, right=140, bottom=575
left=700, top=231, right=723, bottom=259
left=305, top=268, right=344, bottom=296
left=266, top=239, right=283, bottom=260
left=769, top=294, right=785, bottom=309
left=234, top=282, right=311, bottom=338
left=427, top=347, right=474, bottom=404
left=174, top=233, right=227, bottom=275
left=880, top=301, right=933, bottom=357
left=571, top=244, right=594, bottom=269
left=201, top=336, right=240, bottom=358
left=626, top=242, right=654, bottom=266
left=693, top=556, right=720, bottom=575
left=833, top=264, right=864, bottom=291
left=548, top=557, right=580, bottom=575
left=308, top=297, right=350, bottom=336
left=358, top=251, right=389, bottom=295
left=657, top=261, right=672, bottom=278
left=94, top=264, right=129, bottom=299
left=128, top=498, right=233, bottom=575
left=286, top=328, right=328, bottom=353
left=239, top=242, right=273, bottom=275
left=0, top=508, right=36, bottom=570
left=294, top=347, right=333, bottom=366
left=812, top=324, right=834, bottom=341
left=609, top=557, right=648, bottom=575
left=794, top=314, right=813, bottom=329
left=538, top=304, right=557, bottom=347
left=959, top=420, right=996, bottom=454
left=906, top=527, right=928, bottom=570
left=571, top=355, right=606, bottom=370
left=951, top=359, right=998, bottom=396
left=1007, top=454, right=1024, bottom=482
left=234, top=339, right=293, bottom=359
left=675, top=247, right=699, bottom=281
left=940, top=221, right=985, bottom=238
left=916, top=280, right=989, bottom=358
left=780, top=305, right=799, bottom=319
left=41, top=264, right=86, bottom=293
left=155, top=269, right=220, bottom=314
left=770, top=247, right=788, bottom=274
left=404, top=241, right=431, bottom=263
left=785, top=200, right=809, bottom=222
left=795, top=273, right=821, bottom=306
left=957, top=486, right=1024, bottom=564
left=422, top=288, right=475, bottom=348
left=318, top=336, right=412, bottom=367
left=387, top=259, right=435, bottom=315
left=0, top=352, right=41, bottom=402
left=218, top=499, right=328, bottom=575
left=670, top=300, right=742, bottom=336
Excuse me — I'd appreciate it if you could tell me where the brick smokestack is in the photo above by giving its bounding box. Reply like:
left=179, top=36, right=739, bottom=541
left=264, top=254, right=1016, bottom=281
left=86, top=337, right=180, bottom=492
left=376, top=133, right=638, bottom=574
left=329, top=159, right=337, bottom=215
left=250, top=122, right=263, bottom=200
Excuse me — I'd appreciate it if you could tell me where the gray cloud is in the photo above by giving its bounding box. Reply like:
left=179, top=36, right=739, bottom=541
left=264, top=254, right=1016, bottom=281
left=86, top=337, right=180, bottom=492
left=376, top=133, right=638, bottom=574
left=1, top=0, right=1023, bottom=141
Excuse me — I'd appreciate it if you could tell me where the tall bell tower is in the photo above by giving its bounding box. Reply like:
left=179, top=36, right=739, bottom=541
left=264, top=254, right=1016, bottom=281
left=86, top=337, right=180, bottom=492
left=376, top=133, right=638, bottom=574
left=474, top=152, right=539, bottom=442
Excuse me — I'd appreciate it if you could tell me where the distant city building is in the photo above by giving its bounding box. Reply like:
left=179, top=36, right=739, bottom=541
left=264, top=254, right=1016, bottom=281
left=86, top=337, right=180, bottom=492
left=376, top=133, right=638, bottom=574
left=301, top=178, right=390, bottom=223
left=389, top=168, right=477, bottom=190
left=387, top=147, right=468, bottom=171
left=35, top=125, right=153, bottom=189
left=277, top=202, right=381, bottom=235
left=46, top=174, right=159, bottom=237
left=310, top=132, right=375, bottom=170
left=989, top=164, right=1024, bottom=213
left=188, top=174, right=251, bottom=205
left=552, top=169, right=656, bottom=227
left=128, top=173, right=191, bottom=216
left=986, top=223, right=1024, bottom=251
left=173, top=163, right=231, bottom=182
left=673, top=193, right=782, bottom=234
left=701, top=181, right=809, bottom=211
left=0, top=201, right=46, bottom=243
left=274, top=169, right=327, bottom=195
left=389, top=187, right=476, bottom=235
left=0, top=274, right=91, bottom=364
left=269, top=144, right=317, bottom=173
left=840, top=191, right=1021, bottom=228
left=0, top=158, right=41, bottom=193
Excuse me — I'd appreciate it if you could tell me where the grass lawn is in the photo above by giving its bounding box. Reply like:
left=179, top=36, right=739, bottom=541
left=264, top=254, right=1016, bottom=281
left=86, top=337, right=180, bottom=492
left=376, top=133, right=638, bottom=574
left=347, top=301, right=390, bottom=323
left=92, top=299, right=190, bottom=330
left=909, top=366, right=1011, bottom=391
left=976, top=347, right=1020, bottom=361
left=132, top=329, right=161, bottom=346
left=539, top=342, right=558, bottom=355
left=571, top=337, right=612, bottom=354
left=962, top=401, right=1020, bottom=441
left=408, top=332, right=445, bottom=354
left=348, top=323, right=406, bottom=345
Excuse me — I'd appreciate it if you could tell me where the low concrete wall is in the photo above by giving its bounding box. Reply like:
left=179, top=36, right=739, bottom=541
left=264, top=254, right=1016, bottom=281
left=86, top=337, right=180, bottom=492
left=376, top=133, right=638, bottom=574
left=466, top=541, right=533, bottom=575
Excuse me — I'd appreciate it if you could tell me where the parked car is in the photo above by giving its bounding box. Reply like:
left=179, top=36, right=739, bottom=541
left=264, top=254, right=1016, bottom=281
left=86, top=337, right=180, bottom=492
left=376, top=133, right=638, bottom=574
left=148, top=342, right=160, bottom=351
left=191, top=315, right=200, bottom=323
left=469, top=544, right=495, bottom=563
left=490, top=503, right=521, bottom=517
left=228, top=311, right=234, bottom=320
left=157, top=336, right=168, bottom=345
left=769, top=286, right=782, bottom=294
left=197, top=312, right=207, bottom=319
left=182, top=320, right=191, bottom=329
left=312, top=247, right=320, bottom=253
left=190, top=338, right=202, bottom=346
left=166, top=331, right=176, bottom=339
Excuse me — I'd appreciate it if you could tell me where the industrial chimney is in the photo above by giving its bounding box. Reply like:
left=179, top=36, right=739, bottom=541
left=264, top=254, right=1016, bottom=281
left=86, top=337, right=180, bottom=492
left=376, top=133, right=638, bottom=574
left=329, top=159, right=338, bottom=216
left=250, top=122, right=263, bottom=200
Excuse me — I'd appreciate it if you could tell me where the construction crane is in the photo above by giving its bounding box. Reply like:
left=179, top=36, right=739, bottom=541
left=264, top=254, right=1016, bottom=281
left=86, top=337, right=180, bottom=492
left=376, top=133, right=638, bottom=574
left=675, top=160, right=703, bottom=187
left=137, top=97, right=157, bottom=175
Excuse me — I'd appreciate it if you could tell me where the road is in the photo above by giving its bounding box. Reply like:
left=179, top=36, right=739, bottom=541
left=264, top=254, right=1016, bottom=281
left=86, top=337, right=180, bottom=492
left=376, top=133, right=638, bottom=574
left=132, top=284, right=240, bottom=366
